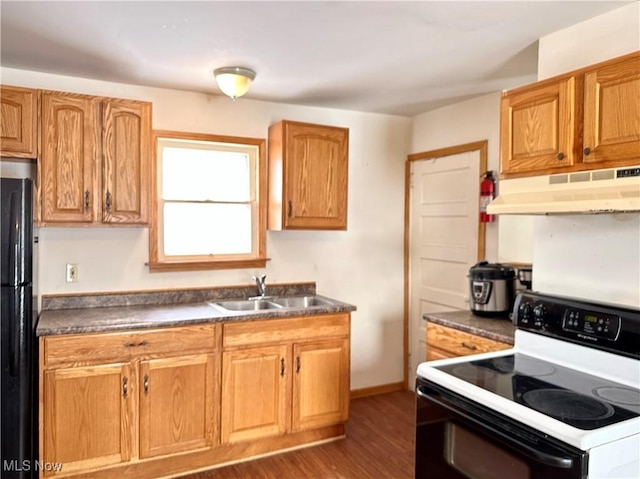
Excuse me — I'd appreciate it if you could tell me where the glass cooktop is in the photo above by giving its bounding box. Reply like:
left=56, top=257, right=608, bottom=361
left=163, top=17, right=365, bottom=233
left=435, top=353, right=640, bottom=430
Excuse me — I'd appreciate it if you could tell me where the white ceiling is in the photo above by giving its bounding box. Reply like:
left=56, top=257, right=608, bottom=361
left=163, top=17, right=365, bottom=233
left=0, top=1, right=631, bottom=117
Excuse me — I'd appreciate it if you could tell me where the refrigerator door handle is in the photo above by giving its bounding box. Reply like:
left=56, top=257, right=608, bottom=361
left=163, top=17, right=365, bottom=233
left=8, top=287, right=19, bottom=376
left=9, top=191, right=21, bottom=287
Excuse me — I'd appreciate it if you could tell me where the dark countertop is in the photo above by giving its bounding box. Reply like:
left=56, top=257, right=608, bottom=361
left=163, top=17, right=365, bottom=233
left=38, top=299, right=356, bottom=336
left=423, top=310, right=516, bottom=345
left=37, top=283, right=356, bottom=336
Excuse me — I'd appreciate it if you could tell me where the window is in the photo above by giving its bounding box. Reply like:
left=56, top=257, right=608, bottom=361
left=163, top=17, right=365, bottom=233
left=148, top=131, right=266, bottom=272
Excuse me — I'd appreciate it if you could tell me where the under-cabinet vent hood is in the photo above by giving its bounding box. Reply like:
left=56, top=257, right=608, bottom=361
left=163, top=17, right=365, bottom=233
left=487, top=166, right=640, bottom=215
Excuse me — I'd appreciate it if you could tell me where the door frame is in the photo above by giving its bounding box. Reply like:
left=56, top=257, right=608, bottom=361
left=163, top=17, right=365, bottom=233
left=403, top=140, right=488, bottom=388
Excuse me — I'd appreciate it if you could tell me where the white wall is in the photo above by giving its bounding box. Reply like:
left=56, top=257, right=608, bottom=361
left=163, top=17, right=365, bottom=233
left=538, top=2, right=640, bottom=80
left=1, top=67, right=411, bottom=389
left=410, top=92, right=534, bottom=264
left=533, top=3, right=640, bottom=307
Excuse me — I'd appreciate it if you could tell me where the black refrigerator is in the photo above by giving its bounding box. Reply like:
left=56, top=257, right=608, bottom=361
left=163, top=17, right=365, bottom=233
left=1, top=178, right=36, bottom=479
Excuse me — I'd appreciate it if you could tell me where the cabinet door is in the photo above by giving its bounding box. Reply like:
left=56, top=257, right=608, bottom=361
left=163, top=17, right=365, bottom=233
left=42, top=363, right=134, bottom=475
left=292, top=338, right=349, bottom=432
left=40, top=91, right=97, bottom=223
left=102, top=99, right=151, bottom=224
left=221, top=345, right=289, bottom=443
left=284, top=122, right=348, bottom=229
left=500, top=78, right=577, bottom=177
left=583, top=55, right=640, bottom=165
left=139, top=354, right=217, bottom=458
left=0, top=85, right=37, bottom=158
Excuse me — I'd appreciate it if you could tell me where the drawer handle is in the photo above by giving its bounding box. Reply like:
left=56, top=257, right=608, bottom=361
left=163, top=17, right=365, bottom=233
left=122, top=376, right=128, bottom=398
left=461, top=342, right=478, bottom=351
left=84, top=191, right=90, bottom=212
left=296, top=355, right=301, bottom=373
left=280, top=358, right=285, bottom=377
left=143, top=374, right=149, bottom=396
left=124, top=340, right=149, bottom=348
left=288, top=200, right=293, bottom=218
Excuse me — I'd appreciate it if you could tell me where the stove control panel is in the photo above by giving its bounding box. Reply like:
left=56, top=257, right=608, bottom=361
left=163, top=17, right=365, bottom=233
left=562, top=308, right=620, bottom=340
left=513, top=291, right=639, bottom=359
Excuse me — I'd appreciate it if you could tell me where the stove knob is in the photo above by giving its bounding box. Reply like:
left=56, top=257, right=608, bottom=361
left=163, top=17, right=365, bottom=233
left=518, top=303, right=532, bottom=318
left=533, top=304, right=547, bottom=323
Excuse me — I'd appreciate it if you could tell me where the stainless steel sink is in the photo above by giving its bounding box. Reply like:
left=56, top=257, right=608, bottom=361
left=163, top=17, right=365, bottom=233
left=210, top=299, right=282, bottom=311
left=209, top=295, right=338, bottom=312
left=270, top=296, right=335, bottom=308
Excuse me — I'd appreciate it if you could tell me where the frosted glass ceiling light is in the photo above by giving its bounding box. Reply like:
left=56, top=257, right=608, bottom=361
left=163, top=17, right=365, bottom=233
left=213, top=67, right=256, bottom=100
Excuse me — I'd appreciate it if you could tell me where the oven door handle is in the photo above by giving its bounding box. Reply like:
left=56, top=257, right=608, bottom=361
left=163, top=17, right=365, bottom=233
left=416, top=386, right=574, bottom=469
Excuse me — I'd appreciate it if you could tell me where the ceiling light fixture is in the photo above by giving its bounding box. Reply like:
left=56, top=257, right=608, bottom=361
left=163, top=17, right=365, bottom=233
left=213, top=66, right=256, bottom=100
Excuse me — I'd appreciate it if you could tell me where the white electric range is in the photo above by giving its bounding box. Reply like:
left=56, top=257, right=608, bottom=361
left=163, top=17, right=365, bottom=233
left=415, top=291, right=640, bottom=479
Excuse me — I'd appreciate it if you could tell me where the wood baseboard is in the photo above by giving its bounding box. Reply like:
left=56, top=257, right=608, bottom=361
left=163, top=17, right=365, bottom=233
left=350, top=381, right=406, bottom=399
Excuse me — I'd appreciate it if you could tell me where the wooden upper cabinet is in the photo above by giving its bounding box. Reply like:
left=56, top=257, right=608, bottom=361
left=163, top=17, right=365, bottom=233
left=39, top=90, right=152, bottom=226
left=0, top=85, right=37, bottom=158
left=40, top=92, right=97, bottom=223
left=500, top=77, right=578, bottom=177
left=268, top=120, right=349, bottom=230
left=583, top=54, right=640, bottom=165
left=499, top=51, right=640, bottom=179
left=102, top=99, right=151, bottom=224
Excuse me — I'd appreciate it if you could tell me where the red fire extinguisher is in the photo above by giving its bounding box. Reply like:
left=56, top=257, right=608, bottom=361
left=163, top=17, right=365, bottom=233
left=480, top=171, right=495, bottom=223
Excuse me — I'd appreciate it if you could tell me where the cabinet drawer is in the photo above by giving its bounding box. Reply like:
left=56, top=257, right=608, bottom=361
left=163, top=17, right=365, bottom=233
left=43, top=330, right=136, bottom=366
left=223, top=314, right=349, bottom=348
left=131, top=324, right=218, bottom=357
left=426, top=322, right=510, bottom=357
left=43, top=324, right=219, bottom=367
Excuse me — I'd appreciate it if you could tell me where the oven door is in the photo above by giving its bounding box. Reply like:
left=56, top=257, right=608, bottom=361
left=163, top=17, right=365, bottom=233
left=416, top=377, right=588, bottom=479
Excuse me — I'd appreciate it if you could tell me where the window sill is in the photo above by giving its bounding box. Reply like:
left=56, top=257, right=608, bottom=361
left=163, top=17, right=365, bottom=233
left=148, top=258, right=268, bottom=273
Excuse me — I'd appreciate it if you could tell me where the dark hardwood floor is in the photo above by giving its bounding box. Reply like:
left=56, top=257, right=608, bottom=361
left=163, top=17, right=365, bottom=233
left=181, top=390, right=416, bottom=479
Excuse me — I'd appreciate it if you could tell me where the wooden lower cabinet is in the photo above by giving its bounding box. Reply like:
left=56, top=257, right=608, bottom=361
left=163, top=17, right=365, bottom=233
left=221, top=345, right=289, bottom=443
left=426, top=322, right=510, bottom=360
left=292, top=338, right=349, bottom=432
left=39, top=315, right=350, bottom=478
left=42, top=363, right=134, bottom=475
left=220, top=314, right=351, bottom=446
left=139, top=353, right=217, bottom=458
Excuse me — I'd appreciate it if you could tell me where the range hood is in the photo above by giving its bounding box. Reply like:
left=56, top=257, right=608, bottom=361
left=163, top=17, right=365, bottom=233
left=487, top=166, right=640, bottom=215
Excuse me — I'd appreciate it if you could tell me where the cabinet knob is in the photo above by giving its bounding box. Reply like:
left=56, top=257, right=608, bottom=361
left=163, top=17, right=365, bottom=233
left=556, top=152, right=565, bottom=161
left=296, top=356, right=301, bottom=373
left=122, top=376, right=129, bottom=398
left=280, top=358, right=285, bottom=377
left=143, top=374, right=149, bottom=395
left=287, top=200, right=293, bottom=218
left=84, top=191, right=91, bottom=212
left=583, top=147, right=591, bottom=156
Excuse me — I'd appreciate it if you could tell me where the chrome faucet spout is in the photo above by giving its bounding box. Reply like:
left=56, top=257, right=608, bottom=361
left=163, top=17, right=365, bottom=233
left=252, top=274, right=267, bottom=298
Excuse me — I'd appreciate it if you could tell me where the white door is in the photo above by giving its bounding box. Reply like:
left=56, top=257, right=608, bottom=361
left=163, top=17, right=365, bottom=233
left=408, top=151, right=480, bottom=385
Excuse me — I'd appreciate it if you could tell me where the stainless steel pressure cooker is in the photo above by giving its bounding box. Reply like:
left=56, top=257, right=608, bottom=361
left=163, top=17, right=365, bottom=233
left=468, top=261, right=516, bottom=318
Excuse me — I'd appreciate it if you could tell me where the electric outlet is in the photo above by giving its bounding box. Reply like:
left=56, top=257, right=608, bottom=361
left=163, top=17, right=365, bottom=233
left=66, top=263, right=78, bottom=283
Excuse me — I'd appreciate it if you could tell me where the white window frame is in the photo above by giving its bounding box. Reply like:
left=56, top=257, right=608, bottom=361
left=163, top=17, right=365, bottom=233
left=148, top=130, right=267, bottom=272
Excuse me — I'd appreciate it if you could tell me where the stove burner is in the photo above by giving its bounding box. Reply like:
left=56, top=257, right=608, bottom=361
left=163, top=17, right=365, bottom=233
left=523, top=389, right=615, bottom=422
left=450, top=364, right=496, bottom=381
left=514, top=356, right=556, bottom=377
left=593, top=386, right=640, bottom=406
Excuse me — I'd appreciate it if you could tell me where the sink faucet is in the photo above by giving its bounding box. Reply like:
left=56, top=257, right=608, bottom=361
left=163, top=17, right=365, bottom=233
left=252, top=274, right=267, bottom=298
